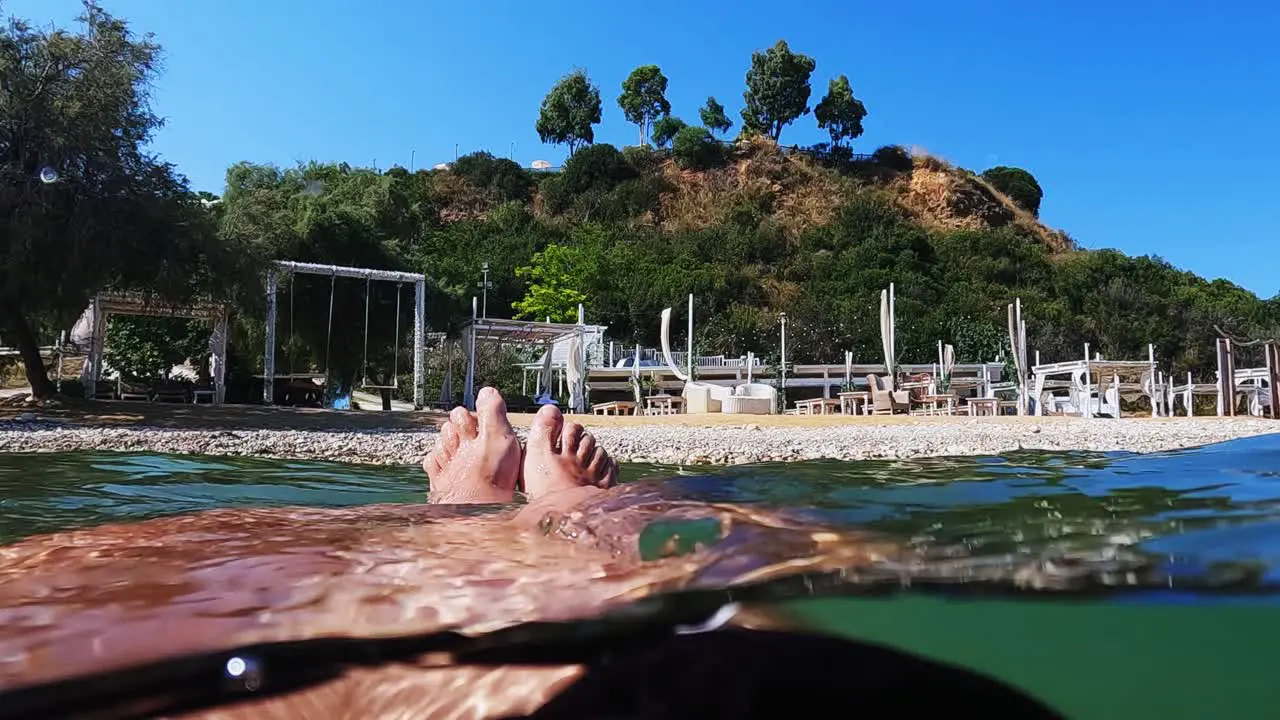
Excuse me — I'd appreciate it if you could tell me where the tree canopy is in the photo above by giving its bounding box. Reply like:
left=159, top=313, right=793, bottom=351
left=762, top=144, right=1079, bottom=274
left=699, top=96, right=733, bottom=137
left=814, top=75, right=868, bottom=148
left=981, top=166, right=1044, bottom=216
left=741, top=40, right=817, bottom=142
left=617, top=65, right=671, bottom=147
left=651, top=116, right=688, bottom=149
left=535, top=69, right=602, bottom=155
left=0, top=2, right=256, bottom=397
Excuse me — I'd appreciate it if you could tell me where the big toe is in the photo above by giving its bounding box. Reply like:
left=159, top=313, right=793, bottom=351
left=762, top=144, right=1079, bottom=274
left=528, top=403, right=564, bottom=451
left=476, top=386, right=515, bottom=437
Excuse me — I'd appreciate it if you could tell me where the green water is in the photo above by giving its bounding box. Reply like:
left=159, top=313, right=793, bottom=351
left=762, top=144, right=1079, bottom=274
left=3, top=436, right=1280, bottom=717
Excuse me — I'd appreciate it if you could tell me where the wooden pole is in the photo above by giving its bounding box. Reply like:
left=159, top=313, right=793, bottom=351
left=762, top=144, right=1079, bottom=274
left=1266, top=342, right=1280, bottom=420
left=1216, top=338, right=1235, bottom=417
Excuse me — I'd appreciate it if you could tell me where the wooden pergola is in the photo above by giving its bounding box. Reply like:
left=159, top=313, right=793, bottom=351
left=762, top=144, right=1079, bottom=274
left=81, top=293, right=231, bottom=403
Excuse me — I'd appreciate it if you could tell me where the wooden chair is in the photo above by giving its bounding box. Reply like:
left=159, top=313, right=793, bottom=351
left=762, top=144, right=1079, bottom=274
left=867, top=374, right=910, bottom=415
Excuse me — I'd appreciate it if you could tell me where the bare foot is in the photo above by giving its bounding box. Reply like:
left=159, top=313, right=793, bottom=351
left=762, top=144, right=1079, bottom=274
left=517, top=405, right=618, bottom=524
left=423, top=387, right=521, bottom=504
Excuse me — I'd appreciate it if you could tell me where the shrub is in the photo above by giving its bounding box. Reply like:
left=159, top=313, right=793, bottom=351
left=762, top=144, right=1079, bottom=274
left=672, top=126, right=723, bottom=170
left=538, top=174, right=572, bottom=214
left=451, top=151, right=533, bottom=202
left=871, top=145, right=913, bottom=173
left=622, top=144, right=662, bottom=174
left=980, top=166, right=1043, bottom=216
left=559, top=143, right=636, bottom=195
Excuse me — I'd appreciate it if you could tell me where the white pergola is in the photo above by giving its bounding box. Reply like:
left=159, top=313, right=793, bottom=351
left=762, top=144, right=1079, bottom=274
left=458, top=301, right=605, bottom=412
left=263, top=261, right=428, bottom=409
left=80, top=293, right=231, bottom=403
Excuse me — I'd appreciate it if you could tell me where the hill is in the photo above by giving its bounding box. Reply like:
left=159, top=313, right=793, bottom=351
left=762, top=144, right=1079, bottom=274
left=201, top=137, right=1279, bottom=400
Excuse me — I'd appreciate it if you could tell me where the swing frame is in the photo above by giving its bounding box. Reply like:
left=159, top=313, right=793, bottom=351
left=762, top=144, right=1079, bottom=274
left=263, top=261, right=428, bottom=410
left=359, top=278, right=404, bottom=391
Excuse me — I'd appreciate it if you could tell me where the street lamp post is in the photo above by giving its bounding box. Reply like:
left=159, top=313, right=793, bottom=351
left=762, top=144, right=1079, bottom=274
left=477, top=262, right=493, bottom=319
left=779, top=312, right=788, bottom=411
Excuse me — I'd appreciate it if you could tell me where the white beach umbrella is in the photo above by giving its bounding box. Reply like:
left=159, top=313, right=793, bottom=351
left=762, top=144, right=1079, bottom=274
left=879, top=286, right=896, bottom=388
left=567, top=334, right=586, bottom=413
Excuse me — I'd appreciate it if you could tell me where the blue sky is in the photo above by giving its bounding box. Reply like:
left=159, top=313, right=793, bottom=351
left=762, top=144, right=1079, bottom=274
left=10, top=1, right=1279, bottom=297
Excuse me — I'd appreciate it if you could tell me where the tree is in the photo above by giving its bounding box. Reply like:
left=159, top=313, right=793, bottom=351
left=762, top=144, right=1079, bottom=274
left=980, top=166, right=1044, bottom=216
left=535, top=69, right=602, bottom=155
left=699, top=96, right=733, bottom=137
left=0, top=3, right=256, bottom=398
left=512, top=244, right=592, bottom=322
left=617, top=65, right=671, bottom=147
left=651, top=116, right=688, bottom=149
left=672, top=126, right=723, bottom=170
left=813, top=75, right=868, bottom=148
left=740, top=40, right=816, bottom=142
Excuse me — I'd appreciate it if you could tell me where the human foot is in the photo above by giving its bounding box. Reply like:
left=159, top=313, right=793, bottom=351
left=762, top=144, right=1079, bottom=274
left=423, top=387, right=522, bottom=504
left=517, top=405, right=618, bottom=523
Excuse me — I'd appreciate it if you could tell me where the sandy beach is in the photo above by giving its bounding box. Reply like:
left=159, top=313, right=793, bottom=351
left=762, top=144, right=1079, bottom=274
left=1, top=401, right=1276, bottom=466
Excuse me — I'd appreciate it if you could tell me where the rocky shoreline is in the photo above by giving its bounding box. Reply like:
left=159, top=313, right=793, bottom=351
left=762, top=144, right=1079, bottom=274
left=1, top=416, right=1277, bottom=466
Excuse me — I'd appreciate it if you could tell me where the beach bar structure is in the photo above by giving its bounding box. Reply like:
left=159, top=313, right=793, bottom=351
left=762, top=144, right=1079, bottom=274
left=263, top=261, right=428, bottom=409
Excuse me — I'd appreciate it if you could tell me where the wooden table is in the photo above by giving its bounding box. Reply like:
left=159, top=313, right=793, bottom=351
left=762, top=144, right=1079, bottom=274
left=644, top=395, right=684, bottom=415
left=837, top=391, right=870, bottom=415
left=794, top=398, right=841, bottom=415
left=592, top=401, right=636, bottom=416
left=911, top=394, right=956, bottom=416
left=964, top=398, right=999, bottom=416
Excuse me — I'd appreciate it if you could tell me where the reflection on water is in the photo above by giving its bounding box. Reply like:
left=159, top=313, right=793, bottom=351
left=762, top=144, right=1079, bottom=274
left=3, top=436, right=1280, bottom=587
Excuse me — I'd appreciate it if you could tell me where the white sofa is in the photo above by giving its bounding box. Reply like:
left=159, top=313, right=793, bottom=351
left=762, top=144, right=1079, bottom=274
left=682, top=382, right=735, bottom=414
left=722, top=383, right=777, bottom=415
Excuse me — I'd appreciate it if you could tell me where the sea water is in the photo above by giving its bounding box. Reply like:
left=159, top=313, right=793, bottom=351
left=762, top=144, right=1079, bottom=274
left=1, top=436, right=1278, bottom=717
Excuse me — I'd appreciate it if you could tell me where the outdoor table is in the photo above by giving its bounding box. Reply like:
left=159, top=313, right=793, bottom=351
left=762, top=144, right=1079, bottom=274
left=838, top=391, right=870, bottom=415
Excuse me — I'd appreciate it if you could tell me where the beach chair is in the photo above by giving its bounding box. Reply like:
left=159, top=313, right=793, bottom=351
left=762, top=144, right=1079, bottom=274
left=722, top=383, right=777, bottom=415
left=867, top=374, right=909, bottom=415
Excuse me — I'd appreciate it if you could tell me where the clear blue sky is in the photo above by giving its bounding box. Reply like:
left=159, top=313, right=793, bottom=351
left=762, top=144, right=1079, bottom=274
left=10, top=0, right=1279, bottom=297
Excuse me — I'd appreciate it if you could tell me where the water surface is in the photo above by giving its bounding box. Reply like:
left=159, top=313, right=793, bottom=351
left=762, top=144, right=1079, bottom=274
left=3, top=436, right=1280, bottom=717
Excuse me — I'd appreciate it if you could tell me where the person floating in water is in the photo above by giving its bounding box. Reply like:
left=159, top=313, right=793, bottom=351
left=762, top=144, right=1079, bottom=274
left=422, top=385, right=619, bottom=522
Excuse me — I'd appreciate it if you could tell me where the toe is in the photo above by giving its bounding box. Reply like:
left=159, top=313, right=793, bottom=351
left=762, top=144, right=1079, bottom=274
left=588, top=449, right=618, bottom=488
left=562, top=421, right=584, bottom=456
left=576, top=433, right=597, bottom=465
left=529, top=404, right=564, bottom=451
left=441, top=423, right=460, bottom=459
left=476, top=386, right=515, bottom=438
left=424, top=452, right=443, bottom=479
left=450, top=405, right=479, bottom=440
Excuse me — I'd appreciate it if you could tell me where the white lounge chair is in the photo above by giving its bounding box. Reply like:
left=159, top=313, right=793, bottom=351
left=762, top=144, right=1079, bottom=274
left=722, top=383, right=776, bottom=415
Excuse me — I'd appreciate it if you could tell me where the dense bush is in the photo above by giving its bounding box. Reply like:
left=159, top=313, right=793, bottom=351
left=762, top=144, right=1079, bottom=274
left=871, top=144, right=913, bottom=173
left=451, top=151, right=533, bottom=202
left=559, top=143, right=637, bottom=195
left=980, top=166, right=1043, bottom=216
left=672, top=126, right=723, bottom=170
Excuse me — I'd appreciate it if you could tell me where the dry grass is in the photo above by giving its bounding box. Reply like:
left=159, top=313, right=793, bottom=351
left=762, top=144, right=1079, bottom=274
left=658, top=137, right=855, bottom=240
left=900, top=151, right=1073, bottom=251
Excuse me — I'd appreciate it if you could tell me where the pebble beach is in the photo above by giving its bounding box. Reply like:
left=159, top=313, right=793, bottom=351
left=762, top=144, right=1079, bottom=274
left=1, top=413, right=1277, bottom=466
